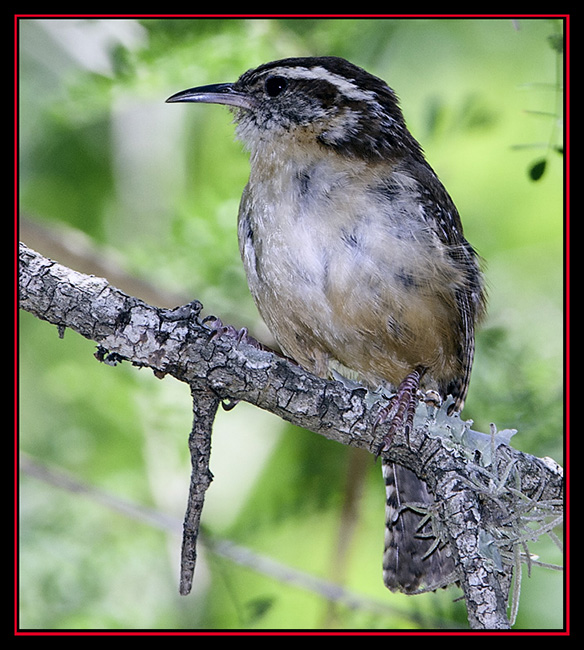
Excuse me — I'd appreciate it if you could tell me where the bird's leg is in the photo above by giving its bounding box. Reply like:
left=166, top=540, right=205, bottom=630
left=376, top=367, right=425, bottom=454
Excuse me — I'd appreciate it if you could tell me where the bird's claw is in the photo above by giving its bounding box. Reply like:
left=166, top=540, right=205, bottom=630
left=202, top=316, right=268, bottom=351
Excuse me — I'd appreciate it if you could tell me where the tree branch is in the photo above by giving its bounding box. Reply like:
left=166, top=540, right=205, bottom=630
left=180, top=386, right=219, bottom=596
left=18, top=241, right=563, bottom=629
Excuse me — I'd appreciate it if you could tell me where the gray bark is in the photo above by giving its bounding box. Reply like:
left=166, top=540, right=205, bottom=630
left=18, top=242, right=563, bottom=629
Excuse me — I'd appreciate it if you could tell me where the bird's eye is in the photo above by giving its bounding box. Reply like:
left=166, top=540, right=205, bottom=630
left=265, top=75, right=288, bottom=97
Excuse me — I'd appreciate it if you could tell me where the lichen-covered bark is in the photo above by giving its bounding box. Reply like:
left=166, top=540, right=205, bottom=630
left=19, top=242, right=563, bottom=629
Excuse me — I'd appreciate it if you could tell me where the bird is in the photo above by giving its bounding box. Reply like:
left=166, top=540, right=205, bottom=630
left=167, top=56, right=486, bottom=594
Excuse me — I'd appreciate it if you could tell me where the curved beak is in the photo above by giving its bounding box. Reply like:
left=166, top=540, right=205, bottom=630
left=166, top=82, right=255, bottom=110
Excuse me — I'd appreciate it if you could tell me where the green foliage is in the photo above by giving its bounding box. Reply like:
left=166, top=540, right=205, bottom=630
left=19, top=17, right=564, bottom=630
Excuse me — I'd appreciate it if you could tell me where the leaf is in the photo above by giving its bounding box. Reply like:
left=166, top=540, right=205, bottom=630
left=547, top=33, right=564, bottom=54
left=245, top=597, right=275, bottom=624
left=529, top=158, right=547, bottom=181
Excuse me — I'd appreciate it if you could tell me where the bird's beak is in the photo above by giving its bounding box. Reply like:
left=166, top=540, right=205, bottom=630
left=166, top=82, right=255, bottom=110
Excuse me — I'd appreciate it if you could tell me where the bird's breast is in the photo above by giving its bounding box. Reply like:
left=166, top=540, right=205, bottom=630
left=237, top=161, right=462, bottom=385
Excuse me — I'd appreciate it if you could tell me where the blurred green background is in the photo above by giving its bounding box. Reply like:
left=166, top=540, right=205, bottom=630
left=18, top=17, right=564, bottom=631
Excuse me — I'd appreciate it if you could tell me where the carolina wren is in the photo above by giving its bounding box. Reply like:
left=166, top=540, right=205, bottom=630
left=168, top=56, right=486, bottom=594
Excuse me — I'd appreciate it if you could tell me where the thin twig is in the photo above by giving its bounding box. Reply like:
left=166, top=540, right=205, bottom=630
left=179, top=386, right=220, bottom=596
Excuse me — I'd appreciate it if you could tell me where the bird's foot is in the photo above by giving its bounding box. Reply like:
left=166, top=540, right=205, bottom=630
left=375, top=368, right=424, bottom=455
left=202, top=316, right=275, bottom=411
left=202, top=316, right=271, bottom=352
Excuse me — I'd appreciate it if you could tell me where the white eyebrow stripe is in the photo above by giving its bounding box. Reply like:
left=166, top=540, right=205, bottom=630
left=267, top=65, right=379, bottom=102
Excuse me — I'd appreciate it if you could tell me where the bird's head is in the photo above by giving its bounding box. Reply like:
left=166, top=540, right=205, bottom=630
left=167, top=56, right=421, bottom=162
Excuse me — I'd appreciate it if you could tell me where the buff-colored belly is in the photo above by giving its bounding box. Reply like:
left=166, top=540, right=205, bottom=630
left=238, top=177, right=462, bottom=389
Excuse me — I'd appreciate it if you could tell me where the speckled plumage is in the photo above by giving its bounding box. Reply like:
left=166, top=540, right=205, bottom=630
left=168, top=56, right=486, bottom=593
